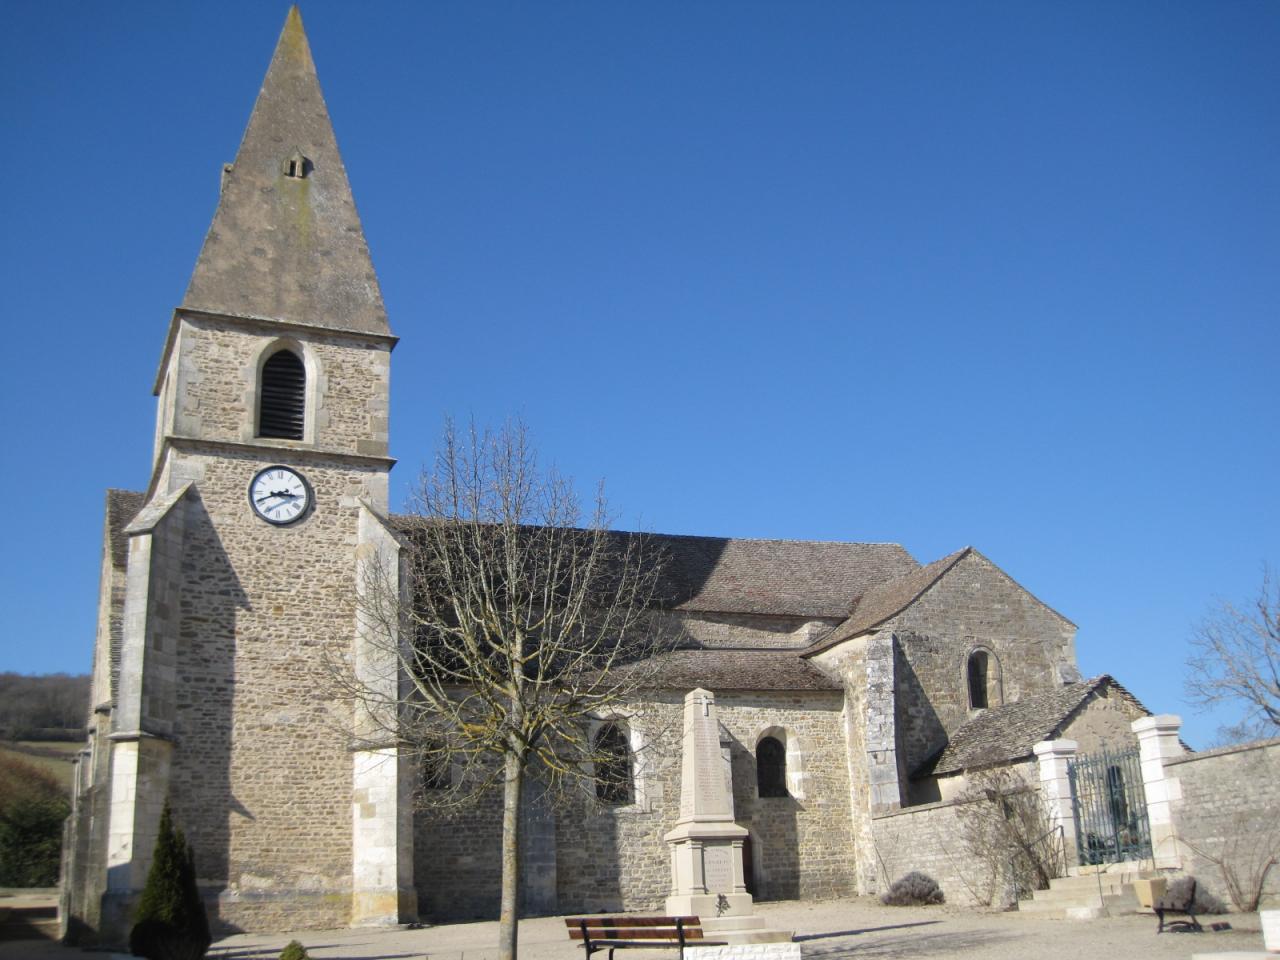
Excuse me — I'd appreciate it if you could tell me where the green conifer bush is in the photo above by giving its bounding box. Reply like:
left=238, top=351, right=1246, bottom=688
left=129, top=801, right=211, bottom=960
left=278, top=941, right=310, bottom=960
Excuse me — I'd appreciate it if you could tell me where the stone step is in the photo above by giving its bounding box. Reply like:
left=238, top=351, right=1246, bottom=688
left=1049, top=871, right=1154, bottom=891
left=702, top=916, right=769, bottom=932
left=708, top=929, right=795, bottom=945
left=700, top=916, right=793, bottom=945
left=1018, top=888, right=1140, bottom=919
left=1035, top=882, right=1134, bottom=901
left=1069, top=859, right=1150, bottom=876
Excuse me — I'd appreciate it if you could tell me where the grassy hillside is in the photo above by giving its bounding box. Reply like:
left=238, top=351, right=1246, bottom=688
left=0, top=741, right=80, bottom=792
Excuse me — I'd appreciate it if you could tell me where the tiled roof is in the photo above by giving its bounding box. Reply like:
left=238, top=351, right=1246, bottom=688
left=927, top=675, right=1143, bottom=775
left=621, top=647, right=842, bottom=691
left=389, top=519, right=919, bottom=619
left=654, top=533, right=917, bottom=618
left=106, top=489, right=146, bottom=570
left=803, top=548, right=969, bottom=655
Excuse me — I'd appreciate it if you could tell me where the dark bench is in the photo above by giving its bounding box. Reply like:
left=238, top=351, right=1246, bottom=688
left=565, top=916, right=726, bottom=960
left=1155, top=878, right=1203, bottom=933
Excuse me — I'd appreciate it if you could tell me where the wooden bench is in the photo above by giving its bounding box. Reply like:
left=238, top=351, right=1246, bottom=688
left=1155, top=878, right=1203, bottom=934
left=565, top=916, right=726, bottom=960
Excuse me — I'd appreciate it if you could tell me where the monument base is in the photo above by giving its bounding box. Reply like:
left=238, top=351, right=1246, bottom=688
left=687, top=942, right=801, bottom=959
left=698, top=914, right=795, bottom=946
left=665, top=892, right=755, bottom=919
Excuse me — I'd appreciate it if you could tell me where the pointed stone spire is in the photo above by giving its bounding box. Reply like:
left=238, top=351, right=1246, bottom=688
left=182, top=7, right=390, bottom=335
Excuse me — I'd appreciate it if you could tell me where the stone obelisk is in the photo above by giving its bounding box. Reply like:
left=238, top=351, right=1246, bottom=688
left=664, top=688, right=753, bottom=918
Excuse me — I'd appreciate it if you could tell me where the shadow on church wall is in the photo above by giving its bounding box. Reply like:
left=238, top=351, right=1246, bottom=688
left=169, top=490, right=249, bottom=934
left=893, top=633, right=947, bottom=789
left=730, top=737, right=801, bottom=901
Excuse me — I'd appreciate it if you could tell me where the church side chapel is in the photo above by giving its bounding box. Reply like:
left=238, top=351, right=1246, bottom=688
left=62, top=10, right=1154, bottom=946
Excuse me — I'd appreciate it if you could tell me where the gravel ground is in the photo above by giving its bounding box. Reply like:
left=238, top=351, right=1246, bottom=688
left=0, top=896, right=1267, bottom=960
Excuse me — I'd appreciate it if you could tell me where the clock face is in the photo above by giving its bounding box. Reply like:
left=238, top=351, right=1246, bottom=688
left=248, top=466, right=311, bottom=525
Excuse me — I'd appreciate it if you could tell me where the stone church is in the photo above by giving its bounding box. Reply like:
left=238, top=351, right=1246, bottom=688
left=63, top=9, right=1151, bottom=945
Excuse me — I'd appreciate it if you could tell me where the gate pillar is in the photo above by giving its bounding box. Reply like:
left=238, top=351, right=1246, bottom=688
left=1033, top=738, right=1079, bottom=868
left=1132, top=715, right=1186, bottom=869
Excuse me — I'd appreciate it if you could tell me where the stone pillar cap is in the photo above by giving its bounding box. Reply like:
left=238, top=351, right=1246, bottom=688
left=1131, top=714, right=1182, bottom=734
left=1033, top=738, right=1078, bottom=757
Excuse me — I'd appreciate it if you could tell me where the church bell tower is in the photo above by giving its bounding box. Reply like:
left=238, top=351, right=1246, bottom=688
left=69, top=8, right=416, bottom=942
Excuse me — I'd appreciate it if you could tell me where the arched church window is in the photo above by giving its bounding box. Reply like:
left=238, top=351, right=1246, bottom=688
left=756, top=735, right=788, bottom=797
left=258, top=348, right=306, bottom=440
left=594, top=722, right=632, bottom=804
left=967, top=649, right=989, bottom=709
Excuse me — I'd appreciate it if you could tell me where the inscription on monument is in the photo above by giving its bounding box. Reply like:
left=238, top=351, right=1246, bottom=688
left=702, top=844, right=733, bottom=892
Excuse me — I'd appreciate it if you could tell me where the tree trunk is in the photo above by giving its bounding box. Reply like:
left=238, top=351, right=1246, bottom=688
left=499, top=750, right=524, bottom=960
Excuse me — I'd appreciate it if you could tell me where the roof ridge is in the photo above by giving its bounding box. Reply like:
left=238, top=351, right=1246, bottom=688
left=802, top=546, right=971, bottom=657
left=387, top=514, right=911, bottom=547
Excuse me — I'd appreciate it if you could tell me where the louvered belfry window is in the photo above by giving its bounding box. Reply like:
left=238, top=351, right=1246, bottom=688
left=258, top=349, right=306, bottom=440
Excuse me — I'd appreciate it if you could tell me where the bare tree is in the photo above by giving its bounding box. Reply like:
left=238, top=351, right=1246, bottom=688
left=1185, top=567, right=1280, bottom=745
left=332, top=420, right=673, bottom=960
left=954, top=764, right=1065, bottom=907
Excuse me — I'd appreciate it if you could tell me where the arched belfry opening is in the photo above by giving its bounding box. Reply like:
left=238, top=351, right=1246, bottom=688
left=258, top=348, right=306, bottom=440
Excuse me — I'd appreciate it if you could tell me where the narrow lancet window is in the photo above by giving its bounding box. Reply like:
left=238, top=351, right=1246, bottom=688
left=757, top=735, right=788, bottom=797
left=258, top=348, right=306, bottom=440
left=967, top=650, right=989, bottom=710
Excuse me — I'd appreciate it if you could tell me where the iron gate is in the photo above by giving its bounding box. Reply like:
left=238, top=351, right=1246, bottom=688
left=1067, top=747, right=1152, bottom=865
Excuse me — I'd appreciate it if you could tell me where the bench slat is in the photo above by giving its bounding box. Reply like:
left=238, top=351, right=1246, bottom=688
left=567, top=928, right=706, bottom=940
left=566, top=917, right=700, bottom=928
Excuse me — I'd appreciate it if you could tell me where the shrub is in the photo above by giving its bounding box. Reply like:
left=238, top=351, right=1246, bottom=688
left=0, top=755, right=69, bottom=887
left=279, top=942, right=310, bottom=960
left=129, top=802, right=211, bottom=960
left=882, top=870, right=945, bottom=906
left=1166, top=875, right=1228, bottom=915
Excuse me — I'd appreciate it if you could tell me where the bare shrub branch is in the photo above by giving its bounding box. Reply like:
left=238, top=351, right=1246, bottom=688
left=954, top=764, right=1065, bottom=907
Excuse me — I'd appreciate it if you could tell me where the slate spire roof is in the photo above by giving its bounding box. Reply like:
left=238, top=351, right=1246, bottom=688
left=181, top=7, right=390, bottom=335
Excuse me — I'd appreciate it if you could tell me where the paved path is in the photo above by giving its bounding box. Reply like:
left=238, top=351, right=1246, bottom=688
left=0, top=897, right=1268, bottom=960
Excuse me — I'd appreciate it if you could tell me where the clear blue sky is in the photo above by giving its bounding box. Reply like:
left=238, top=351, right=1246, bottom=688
left=1, top=1, right=1275, bottom=749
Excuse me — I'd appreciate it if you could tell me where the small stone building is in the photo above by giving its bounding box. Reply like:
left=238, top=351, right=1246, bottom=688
left=61, top=9, right=1160, bottom=943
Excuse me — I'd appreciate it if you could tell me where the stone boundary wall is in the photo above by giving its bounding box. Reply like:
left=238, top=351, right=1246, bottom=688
left=1164, top=737, right=1280, bottom=909
left=870, top=797, right=994, bottom=907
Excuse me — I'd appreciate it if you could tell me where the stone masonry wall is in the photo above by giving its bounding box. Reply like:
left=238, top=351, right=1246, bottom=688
left=883, top=551, right=1078, bottom=778
left=165, top=316, right=392, bottom=460
left=1059, top=687, right=1145, bottom=755
left=870, top=797, right=996, bottom=907
left=160, top=446, right=388, bottom=934
left=808, top=638, right=878, bottom=894
left=1164, top=738, right=1280, bottom=908
left=414, top=689, right=856, bottom=920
